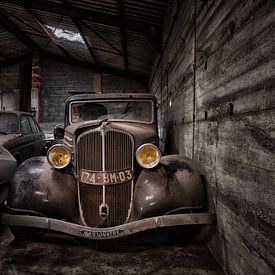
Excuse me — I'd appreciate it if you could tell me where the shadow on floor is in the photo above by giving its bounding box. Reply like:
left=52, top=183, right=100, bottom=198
left=0, top=226, right=224, bottom=275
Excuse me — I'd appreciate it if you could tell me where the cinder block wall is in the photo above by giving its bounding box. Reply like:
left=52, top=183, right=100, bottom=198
left=41, top=60, right=146, bottom=124
left=149, top=0, right=275, bottom=274
left=0, top=65, right=20, bottom=111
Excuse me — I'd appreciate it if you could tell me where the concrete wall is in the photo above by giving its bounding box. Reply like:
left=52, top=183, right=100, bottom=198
left=0, top=65, right=20, bottom=111
left=41, top=60, right=146, bottom=125
left=149, top=0, right=275, bottom=274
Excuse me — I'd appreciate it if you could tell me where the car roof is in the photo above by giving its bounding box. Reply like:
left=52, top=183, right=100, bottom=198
left=0, top=110, right=33, bottom=116
left=66, top=93, right=156, bottom=104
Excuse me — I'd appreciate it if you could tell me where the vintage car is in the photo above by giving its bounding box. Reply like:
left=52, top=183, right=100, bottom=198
left=0, top=111, right=44, bottom=164
left=0, top=145, right=16, bottom=204
left=1, top=94, right=215, bottom=240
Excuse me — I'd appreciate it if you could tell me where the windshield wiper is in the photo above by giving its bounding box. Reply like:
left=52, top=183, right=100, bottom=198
left=0, top=131, right=7, bottom=135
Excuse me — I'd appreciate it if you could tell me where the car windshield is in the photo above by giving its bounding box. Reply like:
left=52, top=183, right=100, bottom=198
left=70, top=100, right=153, bottom=124
left=0, top=113, right=19, bottom=134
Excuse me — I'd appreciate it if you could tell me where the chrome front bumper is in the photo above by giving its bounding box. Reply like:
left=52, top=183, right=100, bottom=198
left=1, top=213, right=216, bottom=240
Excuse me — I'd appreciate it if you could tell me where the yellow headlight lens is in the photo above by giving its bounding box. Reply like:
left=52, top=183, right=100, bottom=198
left=47, top=144, right=71, bottom=169
left=136, top=143, right=161, bottom=169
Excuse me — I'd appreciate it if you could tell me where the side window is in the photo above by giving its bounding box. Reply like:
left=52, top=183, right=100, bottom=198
left=20, top=116, right=32, bottom=135
left=28, top=116, right=39, bottom=133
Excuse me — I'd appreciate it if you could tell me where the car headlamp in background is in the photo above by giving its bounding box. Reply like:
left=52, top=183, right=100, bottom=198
left=47, top=144, right=71, bottom=169
left=136, top=143, right=161, bottom=169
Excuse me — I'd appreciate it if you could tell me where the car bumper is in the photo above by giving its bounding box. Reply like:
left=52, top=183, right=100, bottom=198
left=1, top=213, right=216, bottom=240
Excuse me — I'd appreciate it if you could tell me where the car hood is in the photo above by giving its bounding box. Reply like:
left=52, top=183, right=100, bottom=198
left=0, top=134, right=20, bottom=146
left=65, top=120, right=158, bottom=148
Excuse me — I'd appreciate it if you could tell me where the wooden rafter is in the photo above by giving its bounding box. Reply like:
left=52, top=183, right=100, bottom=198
left=72, top=19, right=99, bottom=66
left=0, top=9, right=41, bottom=52
left=0, top=0, right=161, bottom=36
left=62, top=0, right=99, bottom=66
left=116, top=0, right=128, bottom=71
left=25, top=8, right=71, bottom=59
left=81, top=21, right=122, bottom=56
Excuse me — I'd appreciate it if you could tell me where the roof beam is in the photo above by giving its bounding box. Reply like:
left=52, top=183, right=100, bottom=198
left=62, top=0, right=99, bottom=66
left=0, top=54, right=32, bottom=68
left=81, top=21, right=122, bottom=56
left=116, top=0, right=128, bottom=71
left=73, top=20, right=99, bottom=65
left=44, top=53, right=148, bottom=87
left=0, top=9, right=41, bottom=52
left=0, top=0, right=161, bottom=36
left=25, top=7, right=71, bottom=59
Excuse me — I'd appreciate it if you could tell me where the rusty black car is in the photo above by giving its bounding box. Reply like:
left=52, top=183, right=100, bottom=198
left=1, top=94, right=215, bottom=240
left=0, top=111, right=44, bottom=164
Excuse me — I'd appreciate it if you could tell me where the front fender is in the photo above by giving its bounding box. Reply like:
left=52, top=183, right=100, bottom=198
left=7, top=157, right=79, bottom=222
left=131, top=155, right=205, bottom=220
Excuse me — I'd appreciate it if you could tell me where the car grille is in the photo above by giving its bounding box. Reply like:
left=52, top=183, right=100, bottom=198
left=77, top=129, right=133, bottom=227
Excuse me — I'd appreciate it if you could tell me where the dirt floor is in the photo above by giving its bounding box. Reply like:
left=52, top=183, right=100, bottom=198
left=0, top=226, right=224, bottom=275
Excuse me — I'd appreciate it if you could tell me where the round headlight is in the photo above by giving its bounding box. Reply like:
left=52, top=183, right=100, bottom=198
left=47, top=144, right=71, bottom=169
left=136, top=143, right=161, bottom=169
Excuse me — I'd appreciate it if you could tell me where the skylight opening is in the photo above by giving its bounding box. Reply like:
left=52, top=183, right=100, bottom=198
left=45, top=25, right=86, bottom=48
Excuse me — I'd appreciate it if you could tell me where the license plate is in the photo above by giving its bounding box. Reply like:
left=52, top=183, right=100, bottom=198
left=80, top=168, right=134, bottom=185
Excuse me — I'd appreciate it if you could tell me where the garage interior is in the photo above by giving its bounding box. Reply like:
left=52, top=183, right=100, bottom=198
left=0, top=0, right=274, bottom=274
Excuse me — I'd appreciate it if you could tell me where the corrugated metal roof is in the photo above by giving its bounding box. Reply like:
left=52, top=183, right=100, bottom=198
left=0, top=0, right=169, bottom=84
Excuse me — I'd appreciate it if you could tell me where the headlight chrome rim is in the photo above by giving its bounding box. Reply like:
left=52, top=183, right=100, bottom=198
left=136, top=143, right=161, bottom=169
left=47, top=144, right=71, bottom=169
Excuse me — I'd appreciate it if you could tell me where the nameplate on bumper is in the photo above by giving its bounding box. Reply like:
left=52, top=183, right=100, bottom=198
left=80, top=229, right=124, bottom=238
left=80, top=168, right=133, bottom=185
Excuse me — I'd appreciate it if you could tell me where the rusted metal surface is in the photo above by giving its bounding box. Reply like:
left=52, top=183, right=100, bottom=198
left=1, top=213, right=216, bottom=240
left=131, top=155, right=205, bottom=220
left=4, top=93, right=213, bottom=242
left=77, top=128, right=133, bottom=227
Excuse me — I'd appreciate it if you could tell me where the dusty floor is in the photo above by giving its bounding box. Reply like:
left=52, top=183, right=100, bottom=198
left=0, top=226, right=224, bottom=275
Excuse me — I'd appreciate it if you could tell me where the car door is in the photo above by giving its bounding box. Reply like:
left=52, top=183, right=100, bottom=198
left=27, top=115, right=44, bottom=156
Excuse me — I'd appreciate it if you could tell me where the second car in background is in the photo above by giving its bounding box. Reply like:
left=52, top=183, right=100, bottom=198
left=0, top=111, right=44, bottom=164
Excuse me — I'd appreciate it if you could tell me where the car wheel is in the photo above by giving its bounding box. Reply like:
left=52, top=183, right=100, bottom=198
left=9, top=226, right=42, bottom=241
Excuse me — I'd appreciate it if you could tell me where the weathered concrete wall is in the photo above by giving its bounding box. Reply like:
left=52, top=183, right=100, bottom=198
left=0, top=65, right=20, bottom=111
left=149, top=0, right=275, bottom=274
left=41, top=60, right=146, bottom=124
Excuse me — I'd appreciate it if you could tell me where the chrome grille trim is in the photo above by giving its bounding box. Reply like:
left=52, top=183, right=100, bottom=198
left=76, top=125, right=134, bottom=227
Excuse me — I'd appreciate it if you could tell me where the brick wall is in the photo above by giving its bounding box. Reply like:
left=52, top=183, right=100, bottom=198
left=102, top=73, right=145, bottom=94
left=41, top=60, right=146, bottom=125
left=41, top=60, right=93, bottom=124
left=150, top=0, right=275, bottom=274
